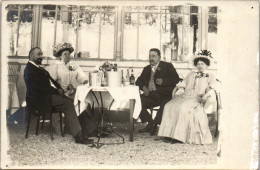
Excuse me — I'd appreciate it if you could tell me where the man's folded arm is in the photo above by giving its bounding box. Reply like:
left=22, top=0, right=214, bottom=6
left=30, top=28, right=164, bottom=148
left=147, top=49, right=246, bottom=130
left=162, top=64, right=179, bottom=86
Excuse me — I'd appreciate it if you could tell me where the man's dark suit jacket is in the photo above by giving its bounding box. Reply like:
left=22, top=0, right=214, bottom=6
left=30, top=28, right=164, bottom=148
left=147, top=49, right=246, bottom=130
left=136, top=61, right=179, bottom=96
left=24, top=62, right=62, bottom=116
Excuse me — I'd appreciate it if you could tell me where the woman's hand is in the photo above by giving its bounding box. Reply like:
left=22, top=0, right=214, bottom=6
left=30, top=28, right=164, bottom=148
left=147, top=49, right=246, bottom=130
left=67, top=84, right=75, bottom=90
left=83, top=80, right=88, bottom=84
left=143, top=86, right=149, bottom=96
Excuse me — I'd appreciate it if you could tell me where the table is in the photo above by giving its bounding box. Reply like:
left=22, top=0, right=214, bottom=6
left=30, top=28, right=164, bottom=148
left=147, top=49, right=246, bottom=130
left=74, top=85, right=141, bottom=143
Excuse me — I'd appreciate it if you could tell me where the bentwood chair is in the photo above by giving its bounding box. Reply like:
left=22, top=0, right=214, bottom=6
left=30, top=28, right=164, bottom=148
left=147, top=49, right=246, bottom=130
left=7, top=62, right=22, bottom=124
left=25, top=107, right=64, bottom=140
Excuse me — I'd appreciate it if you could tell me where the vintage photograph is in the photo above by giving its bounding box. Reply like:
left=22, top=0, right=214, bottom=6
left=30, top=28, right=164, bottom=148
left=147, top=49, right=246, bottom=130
left=1, top=0, right=258, bottom=169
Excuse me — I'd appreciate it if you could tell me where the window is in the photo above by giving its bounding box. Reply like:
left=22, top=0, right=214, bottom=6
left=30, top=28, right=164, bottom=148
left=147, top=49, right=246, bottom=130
left=5, top=4, right=217, bottom=62
left=122, top=6, right=200, bottom=62
left=41, top=5, right=116, bottom=59
left=208, top=6, right=218, bottom=58
left=5, top=5, right=33, bottom=56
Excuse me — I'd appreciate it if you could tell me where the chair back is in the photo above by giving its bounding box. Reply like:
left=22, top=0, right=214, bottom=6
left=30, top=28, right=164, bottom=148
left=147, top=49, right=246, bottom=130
left=8, top=62, right=21, bottom=85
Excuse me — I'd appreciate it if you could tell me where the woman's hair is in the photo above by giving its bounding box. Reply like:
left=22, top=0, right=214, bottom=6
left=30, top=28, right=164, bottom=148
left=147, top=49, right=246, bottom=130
left=194, top=57, right=211, bottom=66
left=56, top=48, right=71, bottom=57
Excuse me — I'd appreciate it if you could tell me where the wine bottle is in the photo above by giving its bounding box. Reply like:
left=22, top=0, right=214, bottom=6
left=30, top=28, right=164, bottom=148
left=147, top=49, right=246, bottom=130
left=130, top=69, right=135, bottom=85
left=113, top=64, right=117, bottom=71
left=121, top=70, right=125, bottom=84
left=125, top=69, right=130, bottom=83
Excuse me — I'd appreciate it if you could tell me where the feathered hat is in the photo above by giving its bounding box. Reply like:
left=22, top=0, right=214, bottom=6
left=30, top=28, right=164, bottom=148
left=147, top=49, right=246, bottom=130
left=195, top=50, right=213, bottom=60
left=53, top=42, right=74, bottom=57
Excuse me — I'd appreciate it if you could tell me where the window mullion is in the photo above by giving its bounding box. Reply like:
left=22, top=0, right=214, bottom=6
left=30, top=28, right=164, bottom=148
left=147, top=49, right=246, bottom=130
left=75, top=7, right=80, bottom=58
left=16, top=6, right=21, bottom=55
left=159, top=6, right=162, bottom=60
left=98, top=11, right=102, bottom=59
left=136, top=9, right=140, bottom=60
left=53, top=5, right=58, bottom=47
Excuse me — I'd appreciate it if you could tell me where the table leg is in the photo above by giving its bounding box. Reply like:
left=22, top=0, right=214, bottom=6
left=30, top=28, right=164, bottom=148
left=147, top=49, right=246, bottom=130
left=129, top=99, right=135, bottom=142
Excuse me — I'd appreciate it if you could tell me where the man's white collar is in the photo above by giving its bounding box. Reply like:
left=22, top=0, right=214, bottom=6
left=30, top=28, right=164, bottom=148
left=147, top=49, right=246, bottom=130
left=29, top=61, right=40, bottom=68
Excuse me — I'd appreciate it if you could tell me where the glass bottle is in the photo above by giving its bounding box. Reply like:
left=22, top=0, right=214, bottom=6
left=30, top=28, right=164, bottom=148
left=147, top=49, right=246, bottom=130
left=125, top=69, right=130, bottom=83
left=113, top=64, right=117, bottom=72
left=121, top=70, right=125, bottom=84
left=130, top=69, right=135, bottom=85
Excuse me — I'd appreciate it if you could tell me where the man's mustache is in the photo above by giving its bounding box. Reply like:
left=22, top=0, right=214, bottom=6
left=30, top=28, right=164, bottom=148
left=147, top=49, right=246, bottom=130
left=149, top=60, right=154, bottom=63
left=37, top=58, right=43, bottom=62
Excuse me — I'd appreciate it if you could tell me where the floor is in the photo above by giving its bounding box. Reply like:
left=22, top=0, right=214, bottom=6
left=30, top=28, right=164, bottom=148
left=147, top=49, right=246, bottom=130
left=5, top=118, right=218, bottom=168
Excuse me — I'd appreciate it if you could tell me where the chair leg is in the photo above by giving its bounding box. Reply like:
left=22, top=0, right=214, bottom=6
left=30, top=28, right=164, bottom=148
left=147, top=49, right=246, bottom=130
left=41, top=115, right=45, bottom=129
left=36, top=115, right=40, bottom=135
left=59, top=112, right=64, bottom=137
left=50, top=112, right=54, bottom=140
left=25, top=111, right=31, bottom=139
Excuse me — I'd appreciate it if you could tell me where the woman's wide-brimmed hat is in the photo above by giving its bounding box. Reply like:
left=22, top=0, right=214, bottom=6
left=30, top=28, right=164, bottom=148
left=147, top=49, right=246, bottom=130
left=193, top=50, right=213, bottom=62
left=53, top=42, right=74, bottom=57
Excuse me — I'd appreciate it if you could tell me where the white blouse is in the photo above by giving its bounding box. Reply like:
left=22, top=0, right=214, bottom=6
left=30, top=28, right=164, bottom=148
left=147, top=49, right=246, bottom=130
left=49, top=61, right=87, bottom=92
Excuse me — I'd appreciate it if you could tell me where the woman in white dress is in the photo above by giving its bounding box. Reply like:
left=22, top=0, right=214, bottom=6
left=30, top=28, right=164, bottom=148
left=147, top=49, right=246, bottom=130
left=50, top=42, right=88, bottom=99
left=158, top=50, right=217, bottom=144
left=50, top=42, right=96, bottom=137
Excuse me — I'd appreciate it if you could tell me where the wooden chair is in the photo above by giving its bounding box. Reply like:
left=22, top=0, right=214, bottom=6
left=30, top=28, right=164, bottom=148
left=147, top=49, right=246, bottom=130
left=7, top=62, right=22, bottom=124
left=8, top=62, right=21, bottom=87
left=25, top=107, right=64, bottom=140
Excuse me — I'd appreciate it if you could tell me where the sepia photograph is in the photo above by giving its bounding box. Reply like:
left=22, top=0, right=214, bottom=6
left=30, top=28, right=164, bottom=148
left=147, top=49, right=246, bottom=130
left=1, top=0, right=258, bottom=169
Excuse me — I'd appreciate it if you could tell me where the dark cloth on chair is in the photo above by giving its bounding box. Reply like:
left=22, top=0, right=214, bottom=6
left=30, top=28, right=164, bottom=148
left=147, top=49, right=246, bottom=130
left=24, top=62, right=82, bottom=137
left=136, top=61, right=179, bottom=124
left=139, top=92, right=171, bottom=124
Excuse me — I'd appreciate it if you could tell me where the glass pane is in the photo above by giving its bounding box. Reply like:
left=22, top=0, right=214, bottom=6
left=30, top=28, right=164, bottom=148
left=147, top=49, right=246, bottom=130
left=43, top=5, right=56, bottom=10
left=123, top=13, right=138, bottom=60
left=123, top=6, right=139, bottom=12
left=17, top=10, right=33, bottom=56
left=209, top=7, right=217, bottom=14
left=77, top=12, right=100, bottom=58
left=190, top=6, right=198, bottom=13
left=41, top=8, right=56, bottom=57
left=55, top=11, right=77, bottom=57
left=138, top=6, right=160, bottom=12
left=5, top=5, right=19, bottom=10
left=21, top=5, right=33, bottom=11
left=5, top=9, right=19, bottom=55
left=168, top=6, right=183, bottom=13
left=138, top=13, right=160, bottom=60
left=208, top=14, right=217, bottom=58
left=161, top=13, right=183, bottom=61
left=100, top=12, right=115, bottom=59
left=101, top=6, right=116, bottom=12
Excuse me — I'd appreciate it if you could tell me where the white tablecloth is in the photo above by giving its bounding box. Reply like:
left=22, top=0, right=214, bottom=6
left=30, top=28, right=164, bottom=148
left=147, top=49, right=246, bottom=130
left=74, top=85, right=142, bottom=119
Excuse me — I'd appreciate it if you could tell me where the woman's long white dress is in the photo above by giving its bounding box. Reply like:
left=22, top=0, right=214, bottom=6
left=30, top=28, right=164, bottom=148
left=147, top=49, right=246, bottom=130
left=158, top=71, right=216, bottom=144
left=49, top=60, right=87, bottom=99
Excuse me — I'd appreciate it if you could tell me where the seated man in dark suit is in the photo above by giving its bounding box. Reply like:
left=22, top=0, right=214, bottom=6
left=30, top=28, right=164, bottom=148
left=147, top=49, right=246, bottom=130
left=24, top=47, right=93, bottom=144
left=136, top=48, right=179, bottom=135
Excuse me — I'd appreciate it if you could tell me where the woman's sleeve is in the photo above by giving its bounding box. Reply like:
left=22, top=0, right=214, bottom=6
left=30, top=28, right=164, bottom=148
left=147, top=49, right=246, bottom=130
left=183, top=71, right=193, bottom=85
left=49, top=63, right=58, bottom=80
left=207, top=73, right=219, bottom=92
left=76, top=64, right=87, bottom=84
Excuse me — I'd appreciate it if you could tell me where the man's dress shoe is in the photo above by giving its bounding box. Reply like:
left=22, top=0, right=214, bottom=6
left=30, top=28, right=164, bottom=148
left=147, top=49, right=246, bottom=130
left=75, top=131, right=93, bottom=144
left=150, top=124, right=158, bottom=136
left=138, top=123, right=152, bottom=133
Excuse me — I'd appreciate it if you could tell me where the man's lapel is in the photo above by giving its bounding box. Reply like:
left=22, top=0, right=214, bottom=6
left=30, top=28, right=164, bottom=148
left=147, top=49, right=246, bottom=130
left=154, top=61, right=162, bottom=78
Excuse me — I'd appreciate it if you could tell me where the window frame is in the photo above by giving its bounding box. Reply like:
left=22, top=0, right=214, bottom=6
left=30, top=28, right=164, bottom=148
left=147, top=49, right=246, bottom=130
left=6, top=4, right=217, bottom=63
